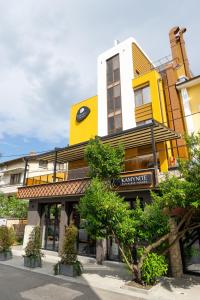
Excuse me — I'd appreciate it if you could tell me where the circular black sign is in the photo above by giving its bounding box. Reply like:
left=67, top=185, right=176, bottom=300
left=76, top=106, right=91, bottom=122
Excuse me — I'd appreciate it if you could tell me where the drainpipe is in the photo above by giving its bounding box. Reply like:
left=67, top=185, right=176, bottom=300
left=150, top=123, right=158, bottom=186
left=23, top=157, right=29, bottom=186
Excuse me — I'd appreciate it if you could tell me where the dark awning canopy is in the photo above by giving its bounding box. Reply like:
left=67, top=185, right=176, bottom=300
left=31, top=120, right=181, bottom=163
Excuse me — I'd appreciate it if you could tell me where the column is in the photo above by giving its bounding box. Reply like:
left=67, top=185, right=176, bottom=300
left=58, top=201, right=68, bottom=254
left=157, top=142, right=168, bottom=172
left=23, top=200, right=41, bottom=249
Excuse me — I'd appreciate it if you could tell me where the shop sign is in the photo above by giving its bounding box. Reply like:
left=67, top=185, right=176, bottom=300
left=114, top=174, right=152, bottom=186
left=76, top=106, right=90, bottom=122
left=0, top=219, right=7, bottom=226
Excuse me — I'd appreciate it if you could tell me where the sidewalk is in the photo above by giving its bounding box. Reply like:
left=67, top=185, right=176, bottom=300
left=0, top=245, right=199, bottom=300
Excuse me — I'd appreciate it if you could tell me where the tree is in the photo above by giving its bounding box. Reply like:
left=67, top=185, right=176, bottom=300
left=79, top=178, right=136, bottom=268
left=79, top=135, right=200, bottom=284
left=84, top=137, right=124, bottom=181
left=0, top=194, right=28, bottom=219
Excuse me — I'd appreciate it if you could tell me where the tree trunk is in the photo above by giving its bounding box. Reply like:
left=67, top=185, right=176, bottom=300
left=168, top=217, right=183, bottom=277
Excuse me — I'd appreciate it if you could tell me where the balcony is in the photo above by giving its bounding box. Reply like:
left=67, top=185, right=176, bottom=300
left=26, top=172, right=66, bottom=186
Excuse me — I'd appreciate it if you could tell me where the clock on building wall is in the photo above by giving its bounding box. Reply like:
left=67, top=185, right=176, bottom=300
left=76, top=106, right=90, bottom=122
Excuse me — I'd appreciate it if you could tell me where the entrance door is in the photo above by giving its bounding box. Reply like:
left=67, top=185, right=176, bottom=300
left=70, top=205, right=96, bottom=257
left=44, top=204, right=61, bottom=251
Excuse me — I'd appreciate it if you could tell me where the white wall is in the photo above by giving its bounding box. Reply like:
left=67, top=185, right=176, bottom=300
left=180, top=88, right=195, bottom=134
left=97, top=37, right=136, bottom=136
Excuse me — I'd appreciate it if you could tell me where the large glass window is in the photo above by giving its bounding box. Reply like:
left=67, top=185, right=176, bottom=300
left=135, top=85, right=151, bottom=107
left=107, top=54, right=122, bottom=134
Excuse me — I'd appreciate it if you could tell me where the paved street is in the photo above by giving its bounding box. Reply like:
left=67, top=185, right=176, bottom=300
left=0, top=264, right=142, bottom=300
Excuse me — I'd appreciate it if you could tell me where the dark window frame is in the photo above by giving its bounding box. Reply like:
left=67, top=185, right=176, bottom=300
left=134, top=85, right=151, bottom=107
left=106, top=54, right=123, bottom=134
left=10, top=173, right=22, bottom=185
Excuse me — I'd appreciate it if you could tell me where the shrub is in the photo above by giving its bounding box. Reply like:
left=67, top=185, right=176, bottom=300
left=141, top=253, right=168, bottom=285
left=0, top=226, right=15, bottom=252
left=60, top=225, right=78, bottom=264
left=56, top=224, right=83, bottom=275
left=24, top=226, right=43, bottom=258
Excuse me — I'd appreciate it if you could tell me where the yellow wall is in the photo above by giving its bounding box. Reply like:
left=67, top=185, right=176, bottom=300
left=132, top=70, right=169, bottom=172
left=69, top=95, right=98, bottom=145
left=132, top=43, right=152, bottom=77
left=132, top=69, right=168, bottom=124
left=187, top=83, right=200, bottom=133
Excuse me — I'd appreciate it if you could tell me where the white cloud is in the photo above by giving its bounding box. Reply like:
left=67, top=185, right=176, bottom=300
left=0, top=0, right=199, bottom=143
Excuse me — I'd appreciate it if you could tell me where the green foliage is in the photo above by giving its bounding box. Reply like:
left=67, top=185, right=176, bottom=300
left=73, top=260, right=83, bottom=276
left=132, top=198, right=169, bottom=244
left=152, top=175, right=198, bottom=209
left=60, top=225, right=78, bottom=265
left=85, top=137, right=124, bottom=180
left=79, top=178, right=135, bottom=245
left=0, top=194, right=28, bottom=219
left=141, top=253, right=168, bottom=285
left=24, top=226, right=43, bottom=258
left=178, top=132, right=200, bottom=208
left=0, top=226, right=15, bottom=252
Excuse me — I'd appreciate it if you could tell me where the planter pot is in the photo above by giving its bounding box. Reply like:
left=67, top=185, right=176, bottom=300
left=0, top=250, right=12, bottom=261
left=24, top=256, right=42, bottom=268
left=59, top=263, right=77, bottom=277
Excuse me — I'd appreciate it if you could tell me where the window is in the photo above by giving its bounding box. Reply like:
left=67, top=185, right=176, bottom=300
left=107, top=55, right=120, bottom=86
left=107, top=54, right=122, bottom=134
left=135, top=85, right=151, bottom=107
left=39, top=160, right=48, bottom=169
left=10, top=173, right=21, bottom=185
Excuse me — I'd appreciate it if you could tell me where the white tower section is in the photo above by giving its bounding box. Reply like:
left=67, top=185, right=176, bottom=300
left=97, top=37, right=137, bottom=137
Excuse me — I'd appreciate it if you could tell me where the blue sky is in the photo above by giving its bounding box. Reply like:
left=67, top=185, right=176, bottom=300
left=0, top=0, right=200, bottom=162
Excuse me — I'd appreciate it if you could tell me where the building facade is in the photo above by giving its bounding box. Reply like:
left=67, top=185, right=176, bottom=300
left=17, top=26, right=200, bottom=271
left=0, top=156, right=66, bottom=196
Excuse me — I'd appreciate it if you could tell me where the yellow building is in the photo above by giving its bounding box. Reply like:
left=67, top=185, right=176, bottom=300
left=69, top=26, right=200, bottom=173
left=69, top=38, right=171, bottom=172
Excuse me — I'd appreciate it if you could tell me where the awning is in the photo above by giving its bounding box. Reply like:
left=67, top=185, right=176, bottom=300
left=31, top=120, right=181, bottom=163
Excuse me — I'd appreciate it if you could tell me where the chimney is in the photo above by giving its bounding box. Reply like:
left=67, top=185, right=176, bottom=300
left=169, top=26, right=191, bottom=78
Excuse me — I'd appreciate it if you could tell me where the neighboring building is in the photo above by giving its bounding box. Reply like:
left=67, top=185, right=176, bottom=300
left=18, top=26, right=200, bottom=273
left=0, top=156, right=66, bottom=196
left=0, top=157, right=26, bottom=196
left=176, top=75, right=200, bottom=134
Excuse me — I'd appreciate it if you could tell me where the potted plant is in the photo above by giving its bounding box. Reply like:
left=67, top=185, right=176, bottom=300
left=54, top=224, right=82, bottom=277
left=0, top=226, right=15, bottom=261
left=24, top=226, right=43, bottom=268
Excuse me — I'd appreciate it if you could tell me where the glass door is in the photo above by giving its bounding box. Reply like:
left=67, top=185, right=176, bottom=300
left=44, top=204, right=61, bottom=251
left=78, top=219, right=96, bottom=257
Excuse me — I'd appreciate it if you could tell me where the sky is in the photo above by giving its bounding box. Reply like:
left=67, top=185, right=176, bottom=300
left=0, top=0, right=199, bottom=162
